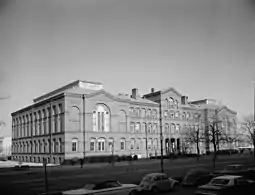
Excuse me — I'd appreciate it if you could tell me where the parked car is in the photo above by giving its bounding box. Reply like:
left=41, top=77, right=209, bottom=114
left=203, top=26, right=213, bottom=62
left=129, top=173, right=179, bottom=195
left=213, top=164, right=250, bottom=177
left=62, top=180, right=137, bottom=195
left=195, top=175, right=255, bottom=195
left=182, top=168, right=215, bottom=187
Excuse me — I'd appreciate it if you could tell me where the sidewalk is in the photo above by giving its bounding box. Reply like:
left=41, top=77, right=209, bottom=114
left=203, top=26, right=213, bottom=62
left=47, top=153, right=250, bottom=171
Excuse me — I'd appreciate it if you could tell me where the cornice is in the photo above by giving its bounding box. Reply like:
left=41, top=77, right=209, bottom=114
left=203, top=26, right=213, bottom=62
left=11, top=93, right=65, bottom=116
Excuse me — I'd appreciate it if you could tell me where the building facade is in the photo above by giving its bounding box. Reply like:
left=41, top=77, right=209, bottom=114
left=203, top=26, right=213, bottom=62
left=11, top=80, right=237, bottom=164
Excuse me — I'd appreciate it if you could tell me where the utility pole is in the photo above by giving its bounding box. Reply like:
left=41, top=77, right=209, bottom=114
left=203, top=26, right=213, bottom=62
left=82, top=95, right=86, bottom=163
left=49, top=101, right=52, bottom=164
left=253, top=81, right=255, bottom=122
left=159, top=100, right=164, bottom=173
left=43, top=157, right=49, bottom=194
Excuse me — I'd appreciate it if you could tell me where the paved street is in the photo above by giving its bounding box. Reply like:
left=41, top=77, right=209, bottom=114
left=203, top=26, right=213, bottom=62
left=0, top=154, right=254, bottom=195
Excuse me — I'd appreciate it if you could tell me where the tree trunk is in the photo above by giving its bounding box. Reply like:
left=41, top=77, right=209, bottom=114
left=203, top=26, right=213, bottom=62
left=196, top=142, right=200, bottom=162
left=212, top=132, right=217, bottom=169
left=253, top=141, right=255, bottom=165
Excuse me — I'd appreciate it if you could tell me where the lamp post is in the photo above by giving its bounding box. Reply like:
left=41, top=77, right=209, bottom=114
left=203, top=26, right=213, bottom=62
left=159, top=101, right=164, bottom=173
left=82, top=95, right=86, bottom=163
left=196, top=114, right=201, bottom=161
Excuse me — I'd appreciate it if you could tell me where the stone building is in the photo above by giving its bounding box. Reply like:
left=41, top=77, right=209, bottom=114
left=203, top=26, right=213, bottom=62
left=11, top=80, right=237, bottom=164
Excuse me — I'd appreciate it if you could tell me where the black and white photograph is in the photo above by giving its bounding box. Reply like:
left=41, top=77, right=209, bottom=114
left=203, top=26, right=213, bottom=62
left=0, top=0, right=255, bottom=195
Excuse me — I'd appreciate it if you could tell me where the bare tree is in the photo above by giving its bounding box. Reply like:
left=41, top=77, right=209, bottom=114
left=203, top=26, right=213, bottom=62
left=241, top=115, right=255, bottom=162
left=205, top=110, right=237, bottom=168
left=183, top=125, right=204, bottom=161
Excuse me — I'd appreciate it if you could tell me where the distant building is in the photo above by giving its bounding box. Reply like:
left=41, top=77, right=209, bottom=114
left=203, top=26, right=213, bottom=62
left=0, top=137, right=12, bottom=157
left=11, top=80, right=237, bottom=164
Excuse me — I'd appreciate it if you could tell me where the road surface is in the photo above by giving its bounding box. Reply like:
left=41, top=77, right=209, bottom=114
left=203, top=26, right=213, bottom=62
left=0, top=154, right=253, bottom=195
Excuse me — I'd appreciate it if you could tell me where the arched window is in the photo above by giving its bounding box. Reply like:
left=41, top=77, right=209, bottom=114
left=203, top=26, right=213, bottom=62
left=98, top=138, right=106, bottom=151
left=43, top=140, right=46, bottom=153
left=34, top=140, right=37, bottom=153
left=71, top=138, right=78, bottom=152
left=58, top=104, right=63, bottom=132
left=38, top=111, right=42, bottom=135
left=69, top=106, right=80, bottom=132
left=52, top=106, right=56, bottom=133
left=59, top=138, right=63, bottom=153
left=92, top=104, right=110, bottom=132
left=130, top=138, right=135, bottom=150
left=120, top=138, right=126, bottom=150
left=42, top=109, right=46, bottom=135
left=169, top=98, right=174, bottom=107
left=119, top=110, right=127, bottom=132
left=129, top=107, right=134, bottom=116
left=90, top=138, right=96, bottom=151
left=135, top=107, right=140, bottom=117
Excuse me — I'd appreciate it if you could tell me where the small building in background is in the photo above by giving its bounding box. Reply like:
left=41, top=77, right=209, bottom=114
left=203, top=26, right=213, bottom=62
left=0, top=137, right=12, bottom=157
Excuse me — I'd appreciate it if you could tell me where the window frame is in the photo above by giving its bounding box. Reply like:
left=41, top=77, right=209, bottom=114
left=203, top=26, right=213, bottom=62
left=71, top=138, right=78, bottom=152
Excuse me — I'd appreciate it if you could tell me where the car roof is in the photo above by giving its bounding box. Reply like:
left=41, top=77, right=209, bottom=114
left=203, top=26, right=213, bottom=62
left=145, top=173, right=166, bottom=177
left=227, top=164, right=243, bottom=167
left=214, top=175, right=242, bottom=180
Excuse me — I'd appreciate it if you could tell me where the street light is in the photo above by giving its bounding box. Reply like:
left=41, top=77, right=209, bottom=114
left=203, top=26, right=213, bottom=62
left=159, top=101, right=164, bottom=173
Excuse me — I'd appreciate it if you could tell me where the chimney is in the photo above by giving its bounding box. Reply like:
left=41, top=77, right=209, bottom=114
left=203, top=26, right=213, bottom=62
left=181, top=96, right=188, bottom=105
left=131, top=88, right=138, bottom=99
left=151, top=88, right=155, bottom=93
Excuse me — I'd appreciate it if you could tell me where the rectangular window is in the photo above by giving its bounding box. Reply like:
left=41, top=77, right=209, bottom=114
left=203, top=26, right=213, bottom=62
left=98, top=141, right=105, bottom=151
left=130, top=140, right=135, bottom=150
left=92, top=112, right=97, bottom=131
left=137, top=139, right=141, bottom=150
left=120, top=140, right=125, bottom=150
left=101, top=112, right=104, bottom=131
left=135, top=123, right=140, bottom=132
left=170, top=113, right=174, bottom=118
left=98, top=112, right=101, bottom=131
left=141, top=109, right=146, bottom=118
left=130, top=123, right=135, bottom=133
left=148, top=139, right=152, bottom=150
left=72, top=142, right=77, bottom=152
left=90, top=141, right=95, bottom=151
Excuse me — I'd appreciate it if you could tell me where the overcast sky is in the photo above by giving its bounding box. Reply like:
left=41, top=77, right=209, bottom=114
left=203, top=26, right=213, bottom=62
left=0, top=0, right=255, bottom=137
